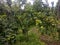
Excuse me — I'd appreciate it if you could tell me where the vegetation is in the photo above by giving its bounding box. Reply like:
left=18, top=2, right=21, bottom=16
left=0, top=0, right=60, bottom=45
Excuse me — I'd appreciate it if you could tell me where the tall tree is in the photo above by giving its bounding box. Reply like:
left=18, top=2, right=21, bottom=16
left=45, top=0, right=49, bottom=7
left=56, top=0, right=60, bottom=19
left=51, top=1, right=55, bottom=14
left=16, top=0, right=26, bottom=12
left=33, top=0, right=43, bottom=12
left=7, top=0, right=12, bottom=8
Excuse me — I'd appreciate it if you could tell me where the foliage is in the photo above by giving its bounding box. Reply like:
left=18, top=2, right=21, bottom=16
left=0, top=15, right=19, bottom=45
left=0, top=0, right=60, bottom=45
left=35, top=12, right=58, bottom=40
left=14, top=29, right=45, bottom=45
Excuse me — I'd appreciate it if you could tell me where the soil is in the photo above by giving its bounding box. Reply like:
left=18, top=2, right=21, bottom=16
left=40, top=35, right=60, bottom=45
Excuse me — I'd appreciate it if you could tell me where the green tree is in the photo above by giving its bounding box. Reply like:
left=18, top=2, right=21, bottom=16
left=33, top=0, right=43, bottom=12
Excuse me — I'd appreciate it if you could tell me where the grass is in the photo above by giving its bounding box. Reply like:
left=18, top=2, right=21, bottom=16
left=14, top=27, right=46, bottom=45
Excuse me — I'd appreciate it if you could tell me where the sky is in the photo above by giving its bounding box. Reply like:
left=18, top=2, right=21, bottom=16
left=12, top=0, right=58, bottom=7
left=42, top=0, right=58, bottom=7
left=27, top=0, right=58, bottom=7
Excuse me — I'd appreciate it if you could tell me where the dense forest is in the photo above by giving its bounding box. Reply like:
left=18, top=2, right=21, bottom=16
left=0, top=0, right=60, bottom=45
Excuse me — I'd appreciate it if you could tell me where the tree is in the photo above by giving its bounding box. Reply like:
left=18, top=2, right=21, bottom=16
left=0, top=0, right=6, bottom=15
left=33, top=0, right=43, bottom=12
left=7, top=0, right=12, bottom=8
left=56, top=0, right=60, bottom=40
left=51, top=1, right=54, bottom=13
left=56, top=0, right=60, bottom=19
left=16, top=0, right=26, bottom=13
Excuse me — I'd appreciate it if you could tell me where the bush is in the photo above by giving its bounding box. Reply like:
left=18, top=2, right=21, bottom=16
left=15, top=29, right=45, bottom=45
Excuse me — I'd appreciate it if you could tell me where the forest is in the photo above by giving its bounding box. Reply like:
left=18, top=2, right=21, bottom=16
left=0, top=0, right=60, bottom=45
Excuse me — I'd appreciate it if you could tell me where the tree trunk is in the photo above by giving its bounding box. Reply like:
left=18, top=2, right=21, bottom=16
left=22, top=28, right=28, bottom=41
left=57, top=29, right=60, bottom=40
left=4, top=42, right=9, bottom=45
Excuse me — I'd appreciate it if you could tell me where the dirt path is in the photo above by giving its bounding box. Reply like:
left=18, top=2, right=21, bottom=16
left=40, top=35, right=60, bottom=45
left=31, top=27, right=60, bottom=45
